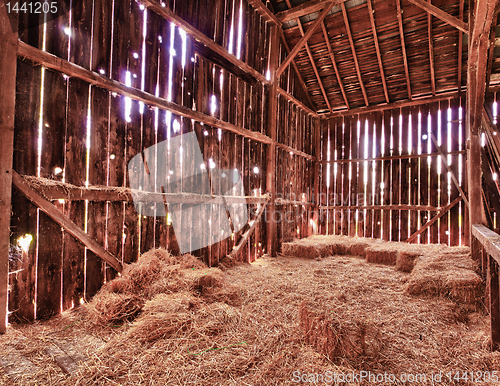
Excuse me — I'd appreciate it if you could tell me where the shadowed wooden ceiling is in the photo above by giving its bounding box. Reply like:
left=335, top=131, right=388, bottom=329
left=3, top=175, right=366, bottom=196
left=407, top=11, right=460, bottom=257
left=264, top=0, right=500, bottom=115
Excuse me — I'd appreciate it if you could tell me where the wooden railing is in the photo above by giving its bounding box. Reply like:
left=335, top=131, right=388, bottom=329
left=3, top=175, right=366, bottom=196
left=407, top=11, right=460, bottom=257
left=471, top=224, right=500, bottom=350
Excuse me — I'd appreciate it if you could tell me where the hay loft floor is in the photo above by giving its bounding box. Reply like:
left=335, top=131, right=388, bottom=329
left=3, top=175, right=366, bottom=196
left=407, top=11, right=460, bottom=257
left=0, top=237, right=499, bottom=385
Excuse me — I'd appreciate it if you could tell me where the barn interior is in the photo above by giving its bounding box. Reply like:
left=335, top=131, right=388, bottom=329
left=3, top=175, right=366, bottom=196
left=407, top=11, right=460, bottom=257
left=1, top=0, right=500, bottom=383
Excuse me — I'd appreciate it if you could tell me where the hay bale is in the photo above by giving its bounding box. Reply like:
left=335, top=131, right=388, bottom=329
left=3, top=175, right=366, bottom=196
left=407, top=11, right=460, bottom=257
left=396, top=251, right=422, bottom=272
left=299, top=302, right=381, bottom=361
left=88, top=293, right=143, bottom=326
left=365, top=246, right=398, bottom=265
left=281, top=242, right=320, bottom=259
left=349, top=242, right=370, bottom=257
left=404, top=253, right=482, bottom=307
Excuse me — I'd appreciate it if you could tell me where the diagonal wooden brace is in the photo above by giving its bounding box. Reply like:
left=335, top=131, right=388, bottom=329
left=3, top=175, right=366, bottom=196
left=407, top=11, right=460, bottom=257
left=12, top=171, right=123, bottom=272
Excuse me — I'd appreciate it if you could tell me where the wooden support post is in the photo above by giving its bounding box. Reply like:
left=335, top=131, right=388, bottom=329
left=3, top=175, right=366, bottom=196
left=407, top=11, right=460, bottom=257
left=312, top=119, right=321, bottom=235
left=467, top=0, right=498, bottom=252
left=488, top=255, right=500, bottom=350
left=0, top=6, right=18, bottom=333
left=266, top=25, right=280, bottom=256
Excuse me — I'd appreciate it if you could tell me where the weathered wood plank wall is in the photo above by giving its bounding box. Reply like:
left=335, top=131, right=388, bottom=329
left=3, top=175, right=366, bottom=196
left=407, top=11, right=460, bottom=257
left=9, top=0, right=317, bottom=321
left=319, top=98, right=467, bottom=245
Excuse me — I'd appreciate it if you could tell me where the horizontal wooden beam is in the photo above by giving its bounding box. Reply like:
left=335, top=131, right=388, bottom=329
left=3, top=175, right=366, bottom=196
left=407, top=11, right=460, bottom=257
left=12, top=171, right=123, bottom=272
left=277, top=86, right=318, bottom=116
left=406, top=0, right=469, bottom=34
left=319, top=150, right=466, bottom=163
left=406, top=196, right=462, bottom=243
left=319, top=204, right=441, bottom=211
left=140, top=0, right=268, bottom=84
left=322, top=91, right=459, bottom=117
left=20, top=175, right=270, bottom=204
left=472, top=224, right=500, bottom=265
left=276, top=3, right=334, bottom=78
left=276, top=142, right=316, bottom=160
left=17, top=41, right=272, bottom=145
left=245, top=0, right=281, bottom=25
left=277, top=0, right=342, bottom=23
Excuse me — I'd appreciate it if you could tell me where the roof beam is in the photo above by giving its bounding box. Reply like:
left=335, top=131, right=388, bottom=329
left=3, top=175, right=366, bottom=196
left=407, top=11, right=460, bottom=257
left=396, top=0, right=413, bottom=100
left=276, top=3, right=334, bottom=78
left=278, top=28, right=317, bottom=110
left=276, top=0, right=340, bottom=23
left=428, top=0, right=436, bottom=95
left=286, top=0, right=332, bottom=113
left=321, top=22, right=350, bottom=109
left=367, top=0, right=389, bottom=104
left=245, top=0, right=281, bottom=25
left=457, top=0, right=464, bottom=93
left=406, top=0, right=468, bottom=34
left=322, top=91, right=459, bottom=117
left=341, top=2, right=369, bottom=106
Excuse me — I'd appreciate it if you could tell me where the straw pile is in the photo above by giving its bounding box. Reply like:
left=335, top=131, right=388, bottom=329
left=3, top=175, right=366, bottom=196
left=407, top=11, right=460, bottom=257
left=299, top=301, right=381, bottom=362
left=0, top=238, right=497, bottom=386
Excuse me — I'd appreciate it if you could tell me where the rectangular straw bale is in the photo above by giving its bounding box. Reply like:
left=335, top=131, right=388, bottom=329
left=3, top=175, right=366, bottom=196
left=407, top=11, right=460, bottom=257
left=365, top=246, right=398, bottom=265
left=396, top=251, right=422, bottom=272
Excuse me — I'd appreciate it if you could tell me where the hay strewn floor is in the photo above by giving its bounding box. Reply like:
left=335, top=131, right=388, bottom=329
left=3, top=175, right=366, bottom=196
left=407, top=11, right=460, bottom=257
left=0, top=240, right=498, bottom=385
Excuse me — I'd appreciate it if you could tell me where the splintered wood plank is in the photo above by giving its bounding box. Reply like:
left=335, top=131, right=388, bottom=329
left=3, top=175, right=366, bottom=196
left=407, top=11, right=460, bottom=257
left=449, top=98, right=461, bottom=246
left=428, top=102, right=440, bottom=243
left=35, top=66, right=66, bottom=319
left=62, top=77, right=87, bottom=310
left=410, top=105, right=420, bottom=240
left=439, top=99, right=450, bottom=245
left=419, top=104, right=430, bottom=243
left=350, top=115, right=359, bottom=238
left=391, top=108, right=401, bottom=242
left=364, top=113, right=374, bottom=238
left=382, top=110, right=392, bottom=241
left=372, top=111, right=383, bottom=239
left=400, top=107, right=410, bottom=241
left=45, top=344, right=79, bottom=374
left=327, top=121, right=335, bottom=235
left=0, top=348, right=39, bottom=380
left=335, top=118, right=344, bottom=235
left=70, top=0, right=93, bottom=69
left=86, top=86, right=108, bottom=298
left=342, top=116, right=352, bottom=236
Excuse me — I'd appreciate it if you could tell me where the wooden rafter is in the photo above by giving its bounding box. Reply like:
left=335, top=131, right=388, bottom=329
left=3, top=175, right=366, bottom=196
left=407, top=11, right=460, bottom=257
left=428, top=0, right=436, bottom=95
left=245, top=0, right=281, bottom=25
left=277, top=28, right=316, bottom=110
left=457, top=0, right=464, bottom=93
left=396, top=0, right=413, bottom=100
left=367, top=0, right=389, bottom=104
left=341, top=2, right=369, bottom=106
left=286, top=0, right=332, bottom=113
left=321, top=22, right=350, bottom=109
left=323, top=91, right=458, bottom=117
left=276, top=3, right=334, bottom=77
left=12, top=172, right=123, bottom=272
left=276, top=0, right=339, bottom=22
left=406, top=0, right=468, bottom=34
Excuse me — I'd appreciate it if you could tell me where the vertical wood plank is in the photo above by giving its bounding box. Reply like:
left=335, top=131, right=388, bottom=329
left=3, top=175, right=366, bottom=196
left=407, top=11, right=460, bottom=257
left=429, top=102, right=440, bottom=243
left=0, top=10, right=19, bottom=331
left=391, top=109, right=401, bottom=242
left=419, top=104, right=430, bottom=243
left=410, top=105, right=420, bottom=241
left=439, top=99, right=450, bottom=245
left=372, top=111, right=383, bottom=239
left=400, top=107, right=410, bottom=241
left=449, top=98, right=461, bottom=246
left=382, top=110, right=392, bottom=241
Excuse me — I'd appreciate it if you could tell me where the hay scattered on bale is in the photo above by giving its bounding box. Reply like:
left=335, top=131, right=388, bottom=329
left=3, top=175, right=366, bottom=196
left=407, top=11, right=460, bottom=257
left=404, top=253, right=482, bottom=307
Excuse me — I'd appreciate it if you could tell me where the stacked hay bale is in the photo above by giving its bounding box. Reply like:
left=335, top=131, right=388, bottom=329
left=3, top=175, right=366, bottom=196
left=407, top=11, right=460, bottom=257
left=404, top=250, right=482, bottom=309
